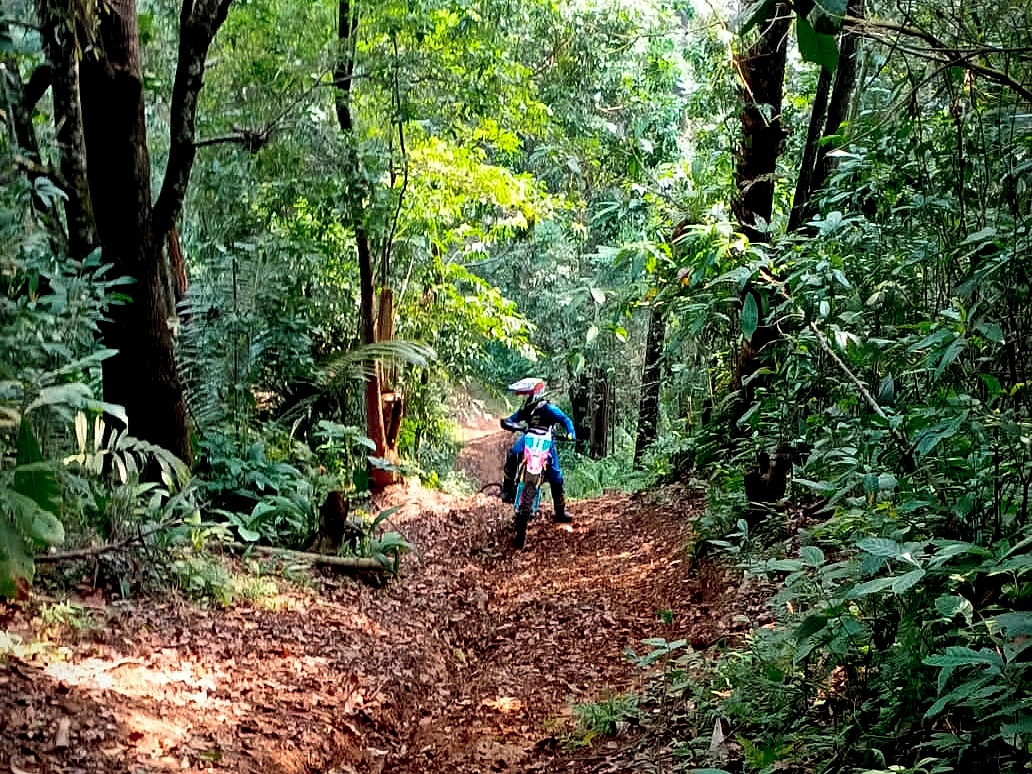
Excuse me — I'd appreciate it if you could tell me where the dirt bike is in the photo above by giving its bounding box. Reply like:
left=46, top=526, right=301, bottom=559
left=502, top=420, right=557, bottom=549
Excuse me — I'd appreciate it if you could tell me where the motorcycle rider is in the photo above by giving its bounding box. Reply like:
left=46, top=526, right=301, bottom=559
left=500, top=378, right=575, bottom=524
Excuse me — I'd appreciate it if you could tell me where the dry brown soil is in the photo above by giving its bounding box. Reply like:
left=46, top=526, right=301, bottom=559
left=0, top=419, right=762, bottom=773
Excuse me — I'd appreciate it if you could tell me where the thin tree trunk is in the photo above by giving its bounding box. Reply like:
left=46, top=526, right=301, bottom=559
left=569, top=372, right=591, bottom=455
left=729, top=2, right=792, bottom=411
left=34, top=0, right=98, bottom=257
left=0, top=45, right=64, bottom=242
left=634, top=305, right=665, bottom=467
left=809, top=0, right=865, bottom=199
left=335, top=0, right=397, bottom=490
left=787, top=66, right=833, bottom=232
left=589, top=367, right=609, bottom=460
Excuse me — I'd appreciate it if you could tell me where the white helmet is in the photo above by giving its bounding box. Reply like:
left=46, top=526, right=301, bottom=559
left=508, top=377, right=546, bottom=398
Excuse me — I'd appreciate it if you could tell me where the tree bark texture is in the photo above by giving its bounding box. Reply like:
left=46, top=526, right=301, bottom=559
left=588, top=367, right=609, bottom=460
left=33, top=0, right=233, bottom=464
left=732, top=3, right=792, bottom=243
left=729, top=3, right=791, bottom=423
left=33, top=0, right=98, bottom=257
left=569, top=372, right=592, bottom=456
left=154, top=0, right=233, bottom=236
left=634, top=305, right=665, bottom=467
left=78, top=0, right=191, bottom=461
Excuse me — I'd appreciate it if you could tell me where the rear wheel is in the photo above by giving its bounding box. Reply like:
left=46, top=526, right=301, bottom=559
left=514, top=474, right=539, bottom=549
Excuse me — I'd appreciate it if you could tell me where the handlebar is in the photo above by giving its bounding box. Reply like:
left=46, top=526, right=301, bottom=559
left=500, top=418, right=575, bottom=442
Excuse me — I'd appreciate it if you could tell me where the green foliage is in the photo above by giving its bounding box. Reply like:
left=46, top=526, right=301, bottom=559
left=0, top=177, right=152, bottom=596
left=569, top=692, right=639, bottom=747
left=38, top=602, right=99, bottom=635
left=347, top=507, right=415, bottom=575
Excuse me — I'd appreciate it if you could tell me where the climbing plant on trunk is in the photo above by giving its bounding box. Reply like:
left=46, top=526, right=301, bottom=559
left=334, top=0, right=406, bottom=490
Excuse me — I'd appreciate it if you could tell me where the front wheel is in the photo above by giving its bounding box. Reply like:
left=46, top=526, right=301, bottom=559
left=514, top=474, right=539, bottom=549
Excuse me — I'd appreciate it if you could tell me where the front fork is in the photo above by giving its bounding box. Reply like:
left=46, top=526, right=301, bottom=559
left=514, top=468, right=543, bottom=517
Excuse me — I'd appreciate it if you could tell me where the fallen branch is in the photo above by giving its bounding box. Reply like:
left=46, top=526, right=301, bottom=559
left=230, top=543, right=387, bottom=572
left=35, top=518, right=181, bottom=564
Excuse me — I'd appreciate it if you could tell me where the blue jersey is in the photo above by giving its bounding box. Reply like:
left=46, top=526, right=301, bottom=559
left=506, top=398, right=576, bottom=438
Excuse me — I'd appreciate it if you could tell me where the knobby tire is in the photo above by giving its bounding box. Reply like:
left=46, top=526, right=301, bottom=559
left=514, top=475, right=538, bottom=549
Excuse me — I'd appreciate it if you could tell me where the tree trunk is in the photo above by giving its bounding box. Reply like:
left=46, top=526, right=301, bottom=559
left=0, top=48, right=64, bottom=243
left=729, top=4, right=791, bottom=414
left=589, top=367, right=609, bottom=460
left=78, top=0, right=192, bottom=462
left=35, top=0, right=232, bottom=465
left=731, top=3, right=792, bottom=243
left=569, top=371, right=591, bottom=455
left=809, top=0, right=865, bottom=201
left=787, top=66, right=833, bottom=232
left=634, top=305, right=665, bottom=467
left=335, top=0, right=398, bottom=490
left=33, top=1, right=98, bottom=257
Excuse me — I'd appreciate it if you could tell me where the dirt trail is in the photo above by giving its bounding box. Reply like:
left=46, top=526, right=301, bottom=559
left=0, top=425, right=758, bottom=774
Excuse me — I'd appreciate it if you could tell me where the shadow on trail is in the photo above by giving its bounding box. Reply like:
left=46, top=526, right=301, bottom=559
left=0, top=425, right=758, bottom=774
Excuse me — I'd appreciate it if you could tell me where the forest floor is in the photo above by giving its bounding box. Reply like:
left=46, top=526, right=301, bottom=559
left=0, top=410, right=768, bottom=774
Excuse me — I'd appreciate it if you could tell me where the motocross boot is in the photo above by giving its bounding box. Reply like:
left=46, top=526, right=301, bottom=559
left=551, top=482, right=572, bottom=523
left=501, top=452, right=519, bottom=503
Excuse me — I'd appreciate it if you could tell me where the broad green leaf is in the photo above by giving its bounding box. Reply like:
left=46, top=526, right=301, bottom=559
left=14, top=420, right=62, bottom=517
left=934, top=336, right=967, bottom=381
left=589, top=287, right=606, bottom=305
left=0, top=516, right=34, bottom=598
left=796, top=15, right=839, bottom=72
left=961, top=226, right=998, bottom=246
left=794, top=613, right=830, bottom=643
left=891, top=568, right=925, bottom=594
left=856, top=537, right=900, bottom=557
left=741, top=293, right=759, bottom=341
left=765, top=559, right=803, bottom=572
left=800, top=545, right=825, bottom=567
left=586, top=325, right=599, bottom=344
left=988, top=612, right=1032, bottom=638
left=237, top=526, right=261, bottom=542
left=914, top=414, right=966, bottom=457
left=25, top=383, right=92, bottom=413
left=980, top=373, right=1002, bottom=397
left=935, top=594, right=974, bottom=624
left=570, top=352, right=586, bottom=375
left=847, top=576, right=896, bottom=598
left=924, top=646, right=1004, bottom=670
